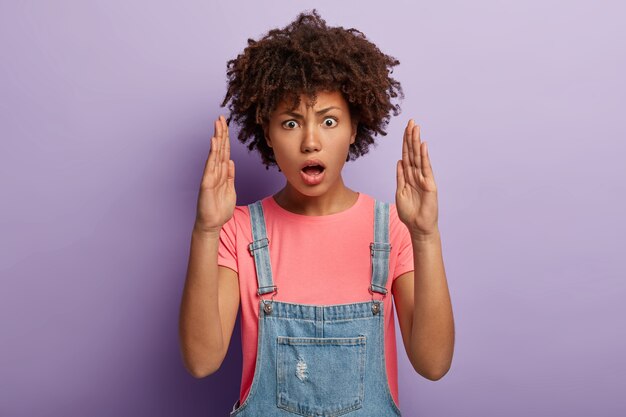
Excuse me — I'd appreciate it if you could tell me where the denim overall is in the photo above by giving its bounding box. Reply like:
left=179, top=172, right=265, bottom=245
left=230, top=199, right=401, bottom=416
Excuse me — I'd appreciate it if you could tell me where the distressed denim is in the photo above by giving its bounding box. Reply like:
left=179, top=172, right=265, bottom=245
left=230, top=200, right=401, bottom=417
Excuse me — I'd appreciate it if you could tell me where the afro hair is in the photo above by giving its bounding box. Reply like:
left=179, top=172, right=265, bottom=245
left=221, top=9, right=404, bottom=169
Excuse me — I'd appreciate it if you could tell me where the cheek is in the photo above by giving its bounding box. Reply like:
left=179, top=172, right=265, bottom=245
left=271, top=146, right=298, bottom=171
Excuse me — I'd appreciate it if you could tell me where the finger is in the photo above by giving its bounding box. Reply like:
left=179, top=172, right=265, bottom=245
left=422, top=141, right=435, bottom=181
left=219, top=114, right=230, bottom=161
left=218, top=115, right=225, bottom=163
left=211, top=119, right=220, bottom=174
left=207, top=120, right=220, bottom=173
left=220, top=115, right=230, bottom=181
left=402, top=145, right=417, bottom=188
left=413, top=124, right=422, bottom=174
left=212, top=115, right=219, bottom=140
left=217, top=116, right=228, bottom=182
left=219, top=115, right=227, bottom=163
left=215, top=115, right=223, bottom=143
left=396, top=160, right=405, bottom=190
left=406, top=119, right=415, bottom=167
left=207, top=136, right=217, bottom=173
left=403, top=120, right=418, bottom=188
left=227, top=159, right=235, bottom=187
left=218, top=159, right=227, bottom=183
left=402, top=121, right=410, bottom=163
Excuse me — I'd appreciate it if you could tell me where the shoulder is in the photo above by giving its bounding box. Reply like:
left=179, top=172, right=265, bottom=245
left=226, top=195, right=280, bottom=230
left=365, top=195, right=401, bottom=226
left=359, top=194, right=407, bottom=236
left=355, top=193, right=402, bottom=225
left=233, top=203, right=251, bottom=221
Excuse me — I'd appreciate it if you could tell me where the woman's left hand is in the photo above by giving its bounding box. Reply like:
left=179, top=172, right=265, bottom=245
left=396, top=119, right=439, bottom=238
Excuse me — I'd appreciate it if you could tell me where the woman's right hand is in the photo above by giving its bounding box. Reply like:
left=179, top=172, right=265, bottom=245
left=194, top=115, right=236, bottom=235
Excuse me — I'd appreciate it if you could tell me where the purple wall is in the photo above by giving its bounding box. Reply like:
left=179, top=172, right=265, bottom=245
left=1, top=1, right=624, bottom=416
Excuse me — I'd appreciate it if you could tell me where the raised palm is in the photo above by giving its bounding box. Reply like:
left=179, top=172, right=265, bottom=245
left=395, top=119, right=439, bottom=237
left=195, top=115, right=236, bottom=233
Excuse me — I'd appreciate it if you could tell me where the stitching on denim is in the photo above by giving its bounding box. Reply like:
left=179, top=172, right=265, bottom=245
left=276, top=336, right=366, bottom=416
left=378, top=306, right=403, bottom=415
left=230, top=301, right=266, bottom=416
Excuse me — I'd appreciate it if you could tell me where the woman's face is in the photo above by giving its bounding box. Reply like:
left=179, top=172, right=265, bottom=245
left=264, top=90, right=357, bottom=198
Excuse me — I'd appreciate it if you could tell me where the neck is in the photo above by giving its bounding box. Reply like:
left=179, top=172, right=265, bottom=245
left=273, top=178, right=359, bottom=216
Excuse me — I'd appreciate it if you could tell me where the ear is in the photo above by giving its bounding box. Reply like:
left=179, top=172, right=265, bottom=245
left=349, top=121, right=357, bottom=145
left=262, top=122, right=272, bottom=148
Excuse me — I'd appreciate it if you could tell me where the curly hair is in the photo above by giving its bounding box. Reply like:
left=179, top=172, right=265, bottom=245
left=220, top=9, right=404, bottom=169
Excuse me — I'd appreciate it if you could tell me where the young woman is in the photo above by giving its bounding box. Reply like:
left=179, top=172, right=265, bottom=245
left=179, top=10, right=454, bottom=416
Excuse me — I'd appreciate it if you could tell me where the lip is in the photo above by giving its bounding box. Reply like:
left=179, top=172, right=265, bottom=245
left=300, top=159, right=326, bottom=170
left=300, top=169, right=325, bottom=185
left=299, top=159, right=326, bottom=186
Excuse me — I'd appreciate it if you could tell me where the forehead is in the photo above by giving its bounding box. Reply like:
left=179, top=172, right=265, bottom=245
left=276, top=90, right=348, bottom=112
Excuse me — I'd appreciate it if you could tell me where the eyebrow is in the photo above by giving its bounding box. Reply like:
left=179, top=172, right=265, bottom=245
left=279, top=106, right=342, bottom=118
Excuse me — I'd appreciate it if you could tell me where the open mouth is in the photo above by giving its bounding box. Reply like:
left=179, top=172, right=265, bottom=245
left=301, top=165, right=325, bottom=175
left=300, top=160, right=326, bottom=185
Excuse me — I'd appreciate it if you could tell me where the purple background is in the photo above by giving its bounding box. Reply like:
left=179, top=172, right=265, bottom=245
left=1, top=1, right=624, bottom=416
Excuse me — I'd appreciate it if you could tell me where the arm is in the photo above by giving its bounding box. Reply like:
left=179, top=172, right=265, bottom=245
left=393, top=231, right=454, bottom=380
left=179, top=230, right=240, bottom=378
left=393, top=119, right=455, bottom=380
left=178, top=115, right=239, bottom=378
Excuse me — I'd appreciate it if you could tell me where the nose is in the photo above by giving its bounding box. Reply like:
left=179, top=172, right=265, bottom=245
left=301, top=123, right=321, bottom=153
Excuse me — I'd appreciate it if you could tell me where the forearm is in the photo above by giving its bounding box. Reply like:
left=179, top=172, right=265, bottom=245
left=409, top=228, right=455, bottom=380
left=178, top=227, right=225, bottom=377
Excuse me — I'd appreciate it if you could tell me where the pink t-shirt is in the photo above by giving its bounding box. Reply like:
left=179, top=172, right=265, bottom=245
left=217, top=192, right=414, bottom=408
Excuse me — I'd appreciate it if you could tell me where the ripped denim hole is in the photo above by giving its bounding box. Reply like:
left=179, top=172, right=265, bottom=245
left=296, top=356, right=308, bottom=382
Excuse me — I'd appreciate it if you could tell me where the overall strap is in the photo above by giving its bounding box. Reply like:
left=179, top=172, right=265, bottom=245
left=370, top=200, right=392, bottom=296
left=247, top=201, right=277, bottom=296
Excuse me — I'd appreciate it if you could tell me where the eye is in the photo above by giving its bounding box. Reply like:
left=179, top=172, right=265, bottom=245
left=282, top=120, right=299, bottom=129
left=323, top=117, right=338, bottom=127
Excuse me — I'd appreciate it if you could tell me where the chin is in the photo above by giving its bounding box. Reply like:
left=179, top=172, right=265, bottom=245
left=294, top=185, right=328, bottom=197
left=288, top=179, right=330, bottom=197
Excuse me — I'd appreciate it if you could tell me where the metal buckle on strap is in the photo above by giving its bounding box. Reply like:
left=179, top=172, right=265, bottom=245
left=248, top=238, right=270, bottom=255
left=257, top=285, right=278, bottom=296
left=368, top=286, right=386, bottom=315
left=369, top=284, right=388, bottom=299
left=259, top=286, right=278, bottom=315
left=370, top=242, right=392, bottom=256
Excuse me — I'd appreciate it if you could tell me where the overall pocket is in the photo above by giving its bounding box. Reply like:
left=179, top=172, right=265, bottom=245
left=277, top=335, right=366, bottom=416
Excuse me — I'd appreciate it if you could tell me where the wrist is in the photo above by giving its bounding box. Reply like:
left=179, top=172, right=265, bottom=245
left=193, top=223, right=222, bottom=239
left=410, top=227, right=441, bottom=243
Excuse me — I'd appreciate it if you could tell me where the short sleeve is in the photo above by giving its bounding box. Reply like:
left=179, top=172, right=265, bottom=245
left=389, top=204, right=414, bottom=281
left=217, top=214, right=238, bottom=274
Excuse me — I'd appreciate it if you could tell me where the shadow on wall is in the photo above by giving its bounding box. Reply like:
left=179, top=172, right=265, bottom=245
left=203, top=315, right=243, bottom=414
left=155, top=314, right=243, bottom=416
left=153, top=130, right=277, bottom=416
